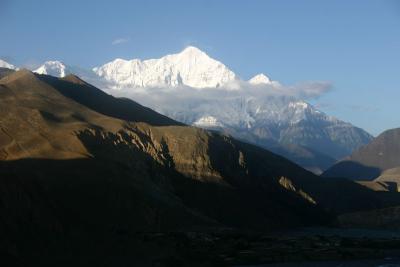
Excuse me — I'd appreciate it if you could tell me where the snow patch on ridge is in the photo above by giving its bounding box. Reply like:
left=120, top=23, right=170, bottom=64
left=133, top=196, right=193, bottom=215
left=0, top=59, right=16, bottom=70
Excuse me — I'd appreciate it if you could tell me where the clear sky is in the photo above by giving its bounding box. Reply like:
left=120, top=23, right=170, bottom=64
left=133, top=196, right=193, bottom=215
left=1, top=0, right=399, bottom=135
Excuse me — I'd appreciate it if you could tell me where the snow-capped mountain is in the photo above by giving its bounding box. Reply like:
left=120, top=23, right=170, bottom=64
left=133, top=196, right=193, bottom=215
left=26, top=46, right=373, bottom=172
left=93, top=46, right=237, bottom=89
left=0, top=59, right=16, bottom=70
left=140, top=93, right=372, bottom=161
left=33, top=60, right=109, bottom=88
left=33, top=61, right=72, bottom=77
left=249, top=73, right=272, bottom=85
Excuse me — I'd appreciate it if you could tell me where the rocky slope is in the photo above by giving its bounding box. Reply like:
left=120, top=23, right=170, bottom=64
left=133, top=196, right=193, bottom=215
left=0, top=70, right=328, bottom=234
left=323, top=128, right=400, bottom=180
left=1, top=69, right=399, bottom=265
left=147, top=93, right=371, bottom=173
left=0, top=69, right=390, bottom=231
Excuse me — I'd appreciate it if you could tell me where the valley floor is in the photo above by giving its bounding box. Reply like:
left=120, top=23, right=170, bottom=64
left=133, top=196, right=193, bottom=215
left=128, top=227, right=400, bottom=266
left=8, top=227, right=400, bottom=267
left=240, top=258, right=400, bottom=267
left=156, top=228, right=400, bottom=266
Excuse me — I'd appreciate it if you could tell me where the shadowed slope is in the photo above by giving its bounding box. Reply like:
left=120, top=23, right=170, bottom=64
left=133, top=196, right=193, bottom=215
left=323, top=128, right=400, bottom=180
left=0, top=70, right=327, bottom=231
left=0, top=67, right=15, bottom=79
left=2, top=70, right=400, bottom=265
left=38, top=74, right=182, bottom=127
left=3, top=71, right=400, bottom=264
left=323, top=161, right=382, bottom=181
left=2, top=70, right=399, bottom=226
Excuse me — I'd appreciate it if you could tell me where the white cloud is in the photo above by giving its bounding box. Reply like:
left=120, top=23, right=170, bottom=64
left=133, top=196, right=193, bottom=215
left=112, top=38, right=129, bottom=45
left=108, top=80, right=332, bottom=116
left=286, top=81, right=332, bottom=99
left=103, top=80, right=332, bottom=129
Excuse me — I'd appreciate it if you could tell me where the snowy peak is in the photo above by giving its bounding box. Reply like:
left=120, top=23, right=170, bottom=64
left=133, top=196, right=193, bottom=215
left=34, top=61, right=70, bottom=78
left=249, top=73, right=272, bottom=85
left=0, top=59, right=16, bottom=70
left=93, top=46, right=237, bottom=89
left=179, top=46, right=207, bottom=57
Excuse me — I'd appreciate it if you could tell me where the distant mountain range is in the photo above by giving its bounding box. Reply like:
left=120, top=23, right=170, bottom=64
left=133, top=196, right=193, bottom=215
left=1, top=48, right=373, bottom=173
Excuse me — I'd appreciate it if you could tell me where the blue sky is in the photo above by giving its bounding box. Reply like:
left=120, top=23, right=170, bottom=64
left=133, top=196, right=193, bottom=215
left=1, top=0, right=399, bottom=135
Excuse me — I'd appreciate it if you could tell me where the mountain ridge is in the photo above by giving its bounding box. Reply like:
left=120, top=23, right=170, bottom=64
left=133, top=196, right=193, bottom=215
left=2, top=69, right=400, bottom=265
left=1, top=48, right=373, bottom=172
left=93, top=46, right=238, bottom=89
left=1, top=69, right=390, bottom=228
left=323, top=127, right=400, bottom=180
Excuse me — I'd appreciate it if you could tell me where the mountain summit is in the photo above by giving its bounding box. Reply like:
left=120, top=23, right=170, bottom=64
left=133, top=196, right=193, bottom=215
left=249, top=73, right=272, bottom=85
left=0, top=59, right=16, bottom=70
left=34, top=60, right=71, bottom=77
left=93, top=46, right=237, bottom=89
